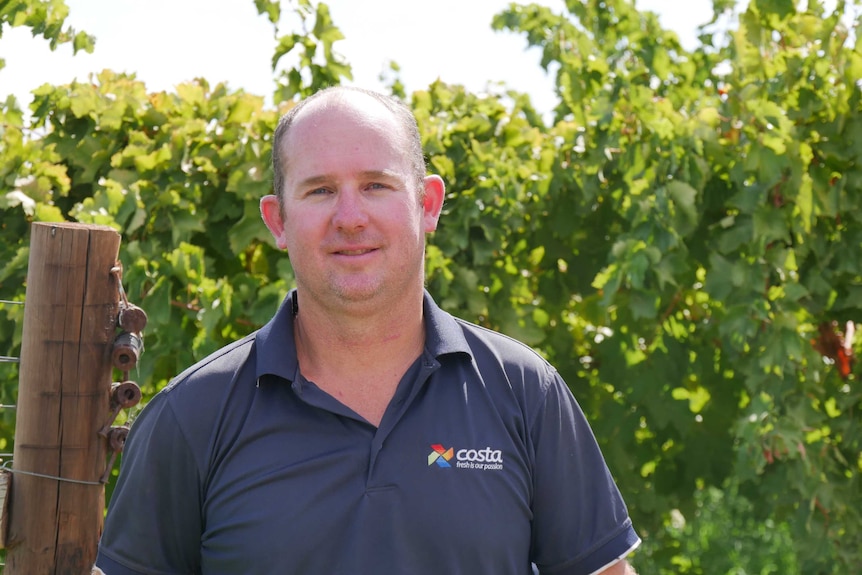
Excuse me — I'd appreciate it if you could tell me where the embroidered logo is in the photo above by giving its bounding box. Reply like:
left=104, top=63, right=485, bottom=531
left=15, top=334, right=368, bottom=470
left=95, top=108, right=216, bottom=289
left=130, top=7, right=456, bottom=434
left=428, top=444, right=504, bottom=471
left=428, top=444, right=454, bottom=467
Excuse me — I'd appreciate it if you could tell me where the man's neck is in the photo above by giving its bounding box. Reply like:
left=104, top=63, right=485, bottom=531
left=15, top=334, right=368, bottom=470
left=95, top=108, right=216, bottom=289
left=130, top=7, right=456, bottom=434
left=291, top=290, right=426, bottom=425
left=295, top=305, right=425, bottom=369
left=298, top=285, right=426, bottom=360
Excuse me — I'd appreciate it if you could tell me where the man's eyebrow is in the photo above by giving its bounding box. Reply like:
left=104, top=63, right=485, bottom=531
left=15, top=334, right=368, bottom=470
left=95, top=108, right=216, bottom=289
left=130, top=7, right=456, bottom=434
left=296, top=170, right=406, bottom=189
left=296, top=174, right=331, bottom=189
left=357, top=169, right=406, bottom=181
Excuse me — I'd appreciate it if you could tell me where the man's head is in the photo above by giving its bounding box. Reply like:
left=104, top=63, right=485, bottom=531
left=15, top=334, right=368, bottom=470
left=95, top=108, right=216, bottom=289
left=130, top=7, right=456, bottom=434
left=271, top=86, right=427, bottom=215
left=259, top=86, right=444, bottom=311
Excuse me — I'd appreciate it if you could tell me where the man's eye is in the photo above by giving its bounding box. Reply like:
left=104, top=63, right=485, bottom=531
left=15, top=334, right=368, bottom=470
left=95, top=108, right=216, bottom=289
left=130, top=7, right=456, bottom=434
left=308, top=188, right=331, bottom=196
left=367, top=183, right=387, bottom=190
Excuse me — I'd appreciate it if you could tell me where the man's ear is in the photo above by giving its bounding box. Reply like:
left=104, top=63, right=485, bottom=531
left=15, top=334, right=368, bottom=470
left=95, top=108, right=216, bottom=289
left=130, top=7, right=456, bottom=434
left=422, top=175, right=445, bottom=233
left=260, top=195, right=288, bottom=250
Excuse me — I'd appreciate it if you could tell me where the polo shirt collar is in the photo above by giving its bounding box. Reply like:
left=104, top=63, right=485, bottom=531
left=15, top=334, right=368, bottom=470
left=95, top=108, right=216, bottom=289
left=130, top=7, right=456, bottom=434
left=254, top=290, right=300, bottom=382
left=254, top=289, right=471, bottom=382
left=422, top=290, right=472, bottom=359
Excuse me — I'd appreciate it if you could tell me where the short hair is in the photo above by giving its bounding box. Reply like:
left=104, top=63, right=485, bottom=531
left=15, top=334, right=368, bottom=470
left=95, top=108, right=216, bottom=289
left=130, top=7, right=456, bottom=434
left=271, top=86, right=427, bottom=214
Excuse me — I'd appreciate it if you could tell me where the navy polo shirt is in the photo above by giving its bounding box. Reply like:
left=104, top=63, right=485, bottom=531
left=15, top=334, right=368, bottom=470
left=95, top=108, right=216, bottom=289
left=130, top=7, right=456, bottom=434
left=96, top=290, right=639, bottom=575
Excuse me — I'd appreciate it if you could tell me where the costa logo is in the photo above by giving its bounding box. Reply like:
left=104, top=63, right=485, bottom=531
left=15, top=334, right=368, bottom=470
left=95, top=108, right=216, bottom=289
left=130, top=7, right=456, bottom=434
left=456, top=447, right=503, bottom=463
left=428, top=443, right=505, bottom=471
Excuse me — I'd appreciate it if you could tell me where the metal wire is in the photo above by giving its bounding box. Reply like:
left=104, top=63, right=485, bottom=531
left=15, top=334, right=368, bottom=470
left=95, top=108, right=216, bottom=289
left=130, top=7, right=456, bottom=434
left=0, top=460, right=103, bottom=486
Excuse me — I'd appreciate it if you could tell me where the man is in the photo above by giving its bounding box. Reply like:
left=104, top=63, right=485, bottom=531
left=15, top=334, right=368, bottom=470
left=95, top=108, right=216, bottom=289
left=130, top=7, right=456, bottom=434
left=95, top=86, right=640, bottom=574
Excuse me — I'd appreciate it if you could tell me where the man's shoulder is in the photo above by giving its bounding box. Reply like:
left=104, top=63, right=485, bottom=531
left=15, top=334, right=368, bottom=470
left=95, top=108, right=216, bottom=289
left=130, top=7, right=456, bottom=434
left=163, top=331, right=259, bottom=394
left=452, top=316, right=553, bottom=372
left=433, top=314, right=566, bottom=433
left=134, top=331, right=261, bottom=452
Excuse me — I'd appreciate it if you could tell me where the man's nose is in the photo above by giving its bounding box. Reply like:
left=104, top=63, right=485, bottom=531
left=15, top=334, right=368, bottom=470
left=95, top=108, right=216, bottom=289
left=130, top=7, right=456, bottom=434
left=331, top=188, right=369, bottom=231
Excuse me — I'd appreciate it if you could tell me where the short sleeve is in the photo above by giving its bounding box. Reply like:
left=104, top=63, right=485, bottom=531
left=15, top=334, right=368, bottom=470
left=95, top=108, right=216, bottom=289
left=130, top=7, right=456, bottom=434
left=529, top=369, right=640, bottom=575
left=96, top=392, right=203, bottom=575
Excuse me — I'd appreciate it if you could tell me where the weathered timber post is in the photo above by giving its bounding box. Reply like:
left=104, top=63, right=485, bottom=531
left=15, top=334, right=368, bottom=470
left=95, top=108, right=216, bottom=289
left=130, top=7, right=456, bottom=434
left=6, top=222, right=121, bottom=574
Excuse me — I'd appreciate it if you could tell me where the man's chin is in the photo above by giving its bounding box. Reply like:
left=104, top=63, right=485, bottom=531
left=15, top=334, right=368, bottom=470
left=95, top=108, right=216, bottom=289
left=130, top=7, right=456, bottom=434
left=330, top=279, right=384, bottom=303
left=332, top=284, right=382, bottom=304
left=329, top=279, right=419, bottom=310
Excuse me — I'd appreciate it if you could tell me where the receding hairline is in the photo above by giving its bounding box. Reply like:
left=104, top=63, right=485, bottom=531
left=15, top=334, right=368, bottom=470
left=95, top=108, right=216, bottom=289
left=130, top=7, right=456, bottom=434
left=271, top=86, right=427, bottom=211
left=280, top=90, right=414, bottom=156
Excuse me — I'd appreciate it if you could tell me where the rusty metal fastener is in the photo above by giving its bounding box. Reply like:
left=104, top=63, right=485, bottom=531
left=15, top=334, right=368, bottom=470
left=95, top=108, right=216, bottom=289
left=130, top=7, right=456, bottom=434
left=98, top=381, right=141, bottom=436
left=111, top=380, right=142, bottom=409
left=118, top=303, right=148, bottom=333
left=100, top=426, right=130, bottom=483
left=111, top=331, right=143, bottom=371
left=106, top=425, right=129, bottom=452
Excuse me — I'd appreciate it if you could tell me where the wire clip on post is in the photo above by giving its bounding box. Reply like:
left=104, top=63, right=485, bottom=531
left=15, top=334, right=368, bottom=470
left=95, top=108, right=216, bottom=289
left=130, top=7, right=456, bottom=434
left=101, top=263, right=147, bottom=484
left=100, top=426, right=130, bottom=484
left=98, top=381, right=142, bottom=437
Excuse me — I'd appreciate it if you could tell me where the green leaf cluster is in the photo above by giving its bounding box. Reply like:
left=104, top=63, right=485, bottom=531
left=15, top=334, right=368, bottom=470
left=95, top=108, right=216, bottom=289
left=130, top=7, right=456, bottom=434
left=0, top=0, right=94, bottom=71
left=493, top=0, right=862, bottom=570
left=262, top=0, right=352, bottom=102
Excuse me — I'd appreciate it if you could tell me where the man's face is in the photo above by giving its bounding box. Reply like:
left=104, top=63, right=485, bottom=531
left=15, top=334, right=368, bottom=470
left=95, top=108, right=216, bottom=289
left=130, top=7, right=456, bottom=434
left=261, top=93, right=443, bottom=313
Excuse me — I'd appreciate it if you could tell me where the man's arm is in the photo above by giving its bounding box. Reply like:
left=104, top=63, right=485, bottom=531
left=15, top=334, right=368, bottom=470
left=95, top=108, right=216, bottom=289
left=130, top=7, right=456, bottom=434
left=529, top=368, right=641, bottom=573
left=598, top=559, right=638, bottom=575
left=95, top=390, right=203, bottom=574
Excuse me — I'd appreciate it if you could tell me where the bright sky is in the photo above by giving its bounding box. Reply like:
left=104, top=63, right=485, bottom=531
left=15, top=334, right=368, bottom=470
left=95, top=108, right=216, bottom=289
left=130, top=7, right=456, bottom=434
left=0, top=0, right=715, bottom=118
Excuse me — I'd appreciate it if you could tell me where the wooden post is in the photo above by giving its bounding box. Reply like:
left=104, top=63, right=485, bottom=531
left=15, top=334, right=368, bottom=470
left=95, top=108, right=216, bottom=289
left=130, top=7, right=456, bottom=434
left=6, top=222, right=121, bottom=574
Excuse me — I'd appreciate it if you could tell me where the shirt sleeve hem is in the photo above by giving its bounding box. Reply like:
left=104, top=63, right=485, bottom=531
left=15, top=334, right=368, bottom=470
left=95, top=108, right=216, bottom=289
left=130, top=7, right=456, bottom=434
left=96, top=548, right=186, bottom=575
left=585, top=537, right=641, bottom=575
left=538, top=523, right=641, bottom=575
